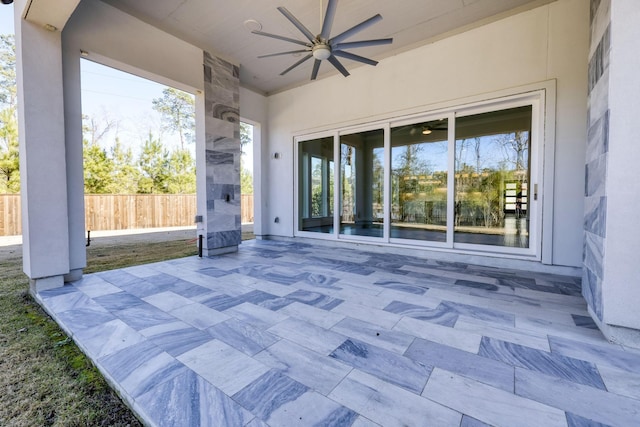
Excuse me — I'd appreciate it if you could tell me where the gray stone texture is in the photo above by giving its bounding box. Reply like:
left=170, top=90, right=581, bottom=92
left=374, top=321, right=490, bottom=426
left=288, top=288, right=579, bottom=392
left=583, top=1, right=610, bottom=322
left=203, top=51, right=241, bottom=251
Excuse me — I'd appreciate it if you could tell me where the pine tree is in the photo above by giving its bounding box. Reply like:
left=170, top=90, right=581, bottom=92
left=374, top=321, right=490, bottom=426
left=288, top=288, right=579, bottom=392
left=138, top=132, right=169, bottom=193
left=167, top=148, right=195, bottom=194
left=152, top=88, right=195, bottom=150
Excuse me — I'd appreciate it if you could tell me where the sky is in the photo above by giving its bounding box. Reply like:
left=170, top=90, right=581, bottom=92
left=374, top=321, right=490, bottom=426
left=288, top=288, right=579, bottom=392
left=0, top=5, right=254, bottom=167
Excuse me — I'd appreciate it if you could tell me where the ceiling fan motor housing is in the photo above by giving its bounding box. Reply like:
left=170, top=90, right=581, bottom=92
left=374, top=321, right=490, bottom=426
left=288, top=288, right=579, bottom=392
left=312, top=44, right=331, bottom=60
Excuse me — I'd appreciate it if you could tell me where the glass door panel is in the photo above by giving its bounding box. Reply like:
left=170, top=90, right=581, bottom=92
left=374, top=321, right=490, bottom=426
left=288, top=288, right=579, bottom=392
left=298, top=136, right=334, bottom=233
left=454, top=106, right=532, bottom=248
left=390, top=119, right=448, bottom=242
left=340, top=129, right=384, bottom=238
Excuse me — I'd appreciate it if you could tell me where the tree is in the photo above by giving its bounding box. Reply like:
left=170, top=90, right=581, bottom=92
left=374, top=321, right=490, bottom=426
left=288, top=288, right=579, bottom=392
left=82, top=114, right=116, bottom=193
left=83, top=138, right=114, bottom=193
left=240, top=122, right=252, bottom=155
left=167, top=148, right=196, bottom=194
left=0, top=35, right=19, bottom=193
left=108, top=138, right=140, bottom=193
left=0, top=35, right=16, bottom=109
left=152, top=88, right=195, bottom=150
left=241, top=167, right=253, bottom=195
left=498, top=131, right=529, bottom=171
left=138, top=132, right=169, bottom=193
left=0, top=108, right=19, bottom=193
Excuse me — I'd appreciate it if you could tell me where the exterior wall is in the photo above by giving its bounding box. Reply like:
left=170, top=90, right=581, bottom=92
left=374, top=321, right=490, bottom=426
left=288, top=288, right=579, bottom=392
left=239, top=87, right=269, bottom=237
left=595, top=0, right=640, bottom=344
left=264, top=0, right=589, bottom=268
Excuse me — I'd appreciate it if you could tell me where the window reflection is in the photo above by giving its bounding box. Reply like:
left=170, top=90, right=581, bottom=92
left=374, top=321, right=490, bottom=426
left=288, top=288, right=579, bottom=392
left=391, top=119, right=448, bottom=242
left=454, top=106, right=531, bottom=248
left=298, top=137, right=334, bottom=233
left=340, top=129, right=384, bottom=238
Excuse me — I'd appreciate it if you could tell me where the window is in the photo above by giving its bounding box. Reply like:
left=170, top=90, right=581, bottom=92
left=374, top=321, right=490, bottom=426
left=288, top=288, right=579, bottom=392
left=295, top=91, right=543, bottom=258
left=454, top=106, right=532, bottom=248
left=339, top=129, right=384, bottom=238
left=391, top=119, right=448, bottom=242
left=298, top=137, right=334, bottom=233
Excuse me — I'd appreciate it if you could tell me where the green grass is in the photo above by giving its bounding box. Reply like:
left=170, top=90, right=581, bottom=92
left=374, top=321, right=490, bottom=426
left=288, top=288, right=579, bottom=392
left=0, top=238, right=203, bottom=426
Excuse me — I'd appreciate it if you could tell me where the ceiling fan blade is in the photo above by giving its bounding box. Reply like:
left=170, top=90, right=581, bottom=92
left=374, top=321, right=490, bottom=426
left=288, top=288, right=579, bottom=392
left=330, top=14, right=383, bottom=45
left=277, top=7, right=316, bottom=43
left=333, top=50, right=378, bottom=66
left=327, top=56, right=350, bottom=77
left=334, top=38, right=393, bottom=50
left=258, top=49, right=310, bottom=59
left=251, top=30, right=309, bottom=47
left=280, top=54, right=313, bottom=76
left=311, top=59, right=322, bottom=80
left=320, top=0, right=338, bottom=41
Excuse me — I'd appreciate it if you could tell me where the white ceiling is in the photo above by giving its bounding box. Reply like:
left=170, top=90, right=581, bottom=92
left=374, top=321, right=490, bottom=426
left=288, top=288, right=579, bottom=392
left=100, top=0, right=553, bottom=95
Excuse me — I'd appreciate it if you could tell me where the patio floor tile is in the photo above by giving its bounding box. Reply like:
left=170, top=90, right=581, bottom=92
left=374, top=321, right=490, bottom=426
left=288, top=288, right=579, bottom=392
left=177, top=339, right=269, bottom=396
left=254, top=339, right=351, bottom=395
left=329, top=369, right=462, bottom=427
left=34, top=239, right=640, bottom=426
left=423, top=368, right=566, bottom=427
left=515, top=367, right=640, bottom=426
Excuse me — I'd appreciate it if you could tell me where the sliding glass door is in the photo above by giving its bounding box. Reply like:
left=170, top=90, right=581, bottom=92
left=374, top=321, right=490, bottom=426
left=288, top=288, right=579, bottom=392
left=296, top=93, right=542, bottom=257
left=390, top=119, right=449, bottom=242
left=339, top=129, right=385, bottom=238
left=454, top=106, right=532, bottom=249
left=298, top=136, right=334, bottom=234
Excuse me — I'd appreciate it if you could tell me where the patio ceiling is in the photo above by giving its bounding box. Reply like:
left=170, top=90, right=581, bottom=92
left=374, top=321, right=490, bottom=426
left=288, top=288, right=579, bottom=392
left=100, top=0, right=554, bottom=94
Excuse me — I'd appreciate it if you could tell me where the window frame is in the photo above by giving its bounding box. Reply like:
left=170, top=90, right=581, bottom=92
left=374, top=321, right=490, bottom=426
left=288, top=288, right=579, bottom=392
left=293, top=87, right=549, bottom=261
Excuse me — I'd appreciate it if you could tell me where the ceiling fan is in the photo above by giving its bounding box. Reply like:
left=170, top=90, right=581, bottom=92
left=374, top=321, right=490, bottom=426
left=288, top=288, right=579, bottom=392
left=252, top=0, right=393, bottom=80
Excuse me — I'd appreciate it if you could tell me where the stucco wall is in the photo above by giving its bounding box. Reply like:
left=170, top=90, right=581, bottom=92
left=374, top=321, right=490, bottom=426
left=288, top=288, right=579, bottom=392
left=602, top=0, right=640, bottom=332
left=63, top=0, right=204, bottom=92
left=239, top=87, right=269, bottom=237
left=264, top=0, right=589, bottom=268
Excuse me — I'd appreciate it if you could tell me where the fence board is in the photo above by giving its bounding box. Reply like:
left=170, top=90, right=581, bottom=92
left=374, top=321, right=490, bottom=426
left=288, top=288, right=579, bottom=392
left=0, top=193, right=255, bottom=236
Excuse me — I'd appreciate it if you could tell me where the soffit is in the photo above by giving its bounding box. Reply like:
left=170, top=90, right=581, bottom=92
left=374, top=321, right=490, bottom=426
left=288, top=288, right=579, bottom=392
left=100, top=0, right=554, bottom=95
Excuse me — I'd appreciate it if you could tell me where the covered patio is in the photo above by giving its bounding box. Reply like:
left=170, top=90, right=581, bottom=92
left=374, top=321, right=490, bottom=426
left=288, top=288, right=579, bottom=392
left=36, top=240, right=640, bottom=426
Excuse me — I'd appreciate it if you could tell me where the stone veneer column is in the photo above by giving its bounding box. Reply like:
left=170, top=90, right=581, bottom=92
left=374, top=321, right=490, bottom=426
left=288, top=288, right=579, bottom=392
left=583, top=0, right=610, bottom=324
left=202, top=52, right=241, bottom=255
left=584, top=0, right=640, bottom=347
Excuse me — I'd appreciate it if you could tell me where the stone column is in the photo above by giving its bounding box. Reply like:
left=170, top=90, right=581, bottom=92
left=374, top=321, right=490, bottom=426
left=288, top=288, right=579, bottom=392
left=201, top=52, right=241, bottom=255
left=584, top=0, right=640, bottom=347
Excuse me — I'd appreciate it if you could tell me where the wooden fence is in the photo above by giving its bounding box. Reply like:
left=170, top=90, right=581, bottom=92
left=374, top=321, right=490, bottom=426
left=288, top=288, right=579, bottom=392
left=0, top=194, right=254, bottom=236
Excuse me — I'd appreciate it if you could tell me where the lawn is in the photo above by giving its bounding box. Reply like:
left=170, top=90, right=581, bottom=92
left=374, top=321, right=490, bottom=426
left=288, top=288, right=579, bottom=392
left=0, top=237, right=200, bottom=426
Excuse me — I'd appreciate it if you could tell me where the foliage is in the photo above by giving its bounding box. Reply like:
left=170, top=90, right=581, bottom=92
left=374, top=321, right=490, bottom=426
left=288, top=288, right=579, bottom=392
left=138, top=132, right=169, bottom=193
left=240, top=122, right=252, bottom=154
left=241, top=167, right=253, bottom=195
left=0, top=35, right=16, bottom=109
left=167, top=148, right=196, bottom=194
left=240, top=122, right=254, bottom=194
left=108, top=138, right=140, bottom=194
left=0, top=35, right=18, bottom=193
left=83, top=139, right=115, bottom=194
left=152, top=88, right=195, bottom=150
left=0, top=107, right=19, bottom=193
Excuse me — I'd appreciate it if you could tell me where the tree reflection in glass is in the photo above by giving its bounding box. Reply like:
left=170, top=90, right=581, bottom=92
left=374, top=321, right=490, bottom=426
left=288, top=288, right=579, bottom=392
left=390, top=119, right=449, bottom=242
left=454, top=106, right=532, bottom=248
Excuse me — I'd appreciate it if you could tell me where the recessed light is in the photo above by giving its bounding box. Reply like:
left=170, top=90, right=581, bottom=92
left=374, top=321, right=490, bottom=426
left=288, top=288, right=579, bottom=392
left=243, top=19, right=262, bottom=32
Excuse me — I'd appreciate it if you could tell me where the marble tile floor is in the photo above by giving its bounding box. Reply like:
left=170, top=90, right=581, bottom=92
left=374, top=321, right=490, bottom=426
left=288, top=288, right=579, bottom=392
left=35, top=240, right=640, bottom=427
